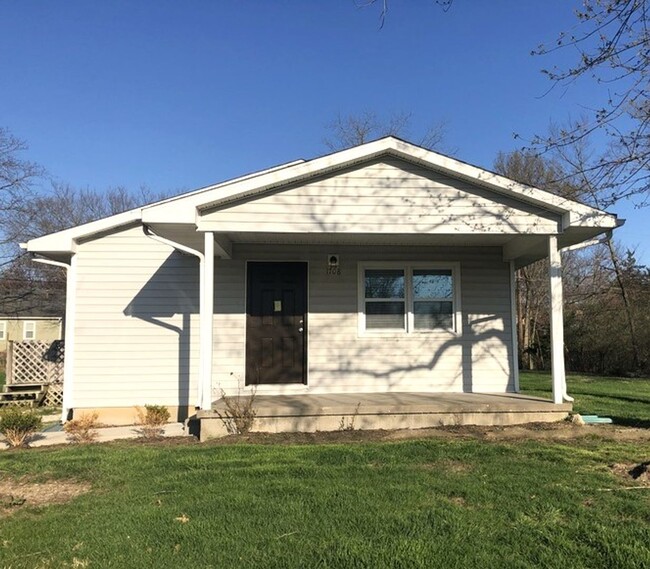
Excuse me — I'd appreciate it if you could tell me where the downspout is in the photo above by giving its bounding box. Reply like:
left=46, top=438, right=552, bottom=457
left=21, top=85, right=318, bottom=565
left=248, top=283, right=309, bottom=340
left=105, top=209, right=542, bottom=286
left=32, top=255, right=77, bottom=422
left=142, top=224, right=206, bottom=408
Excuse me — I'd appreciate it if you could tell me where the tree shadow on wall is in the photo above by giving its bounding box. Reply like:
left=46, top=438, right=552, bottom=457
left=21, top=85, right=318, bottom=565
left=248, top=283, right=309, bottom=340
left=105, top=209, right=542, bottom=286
left=123, top=251, right=199, bottom=422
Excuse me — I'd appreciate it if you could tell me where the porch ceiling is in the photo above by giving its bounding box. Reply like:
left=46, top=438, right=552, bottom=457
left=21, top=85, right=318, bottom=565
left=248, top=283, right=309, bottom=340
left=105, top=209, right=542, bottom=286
left=226, top=231, right=514, bottom=247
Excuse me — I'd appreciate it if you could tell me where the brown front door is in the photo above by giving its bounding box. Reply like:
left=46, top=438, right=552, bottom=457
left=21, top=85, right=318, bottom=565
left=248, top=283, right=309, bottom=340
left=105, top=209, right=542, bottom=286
left=246, top=262, right=307, bottom=385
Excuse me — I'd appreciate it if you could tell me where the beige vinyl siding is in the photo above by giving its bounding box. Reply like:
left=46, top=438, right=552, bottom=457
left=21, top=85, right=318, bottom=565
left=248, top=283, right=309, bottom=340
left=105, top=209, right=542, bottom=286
left=214, top=244, right=513, bottom=396
left=202, top=158, right=561, bottom=235
left=73, top=226, right=200, bottom=408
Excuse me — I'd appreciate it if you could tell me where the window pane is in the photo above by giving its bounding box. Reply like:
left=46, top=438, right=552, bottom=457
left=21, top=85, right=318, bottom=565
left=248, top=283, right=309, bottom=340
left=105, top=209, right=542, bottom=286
left=365, top=301, right=405, bottom=329
left=413, top=269, right=452, bottom=299
left=414, top=301, right=453, bottom=329
left=365, top=269, right=405, bottom=299
left=24, top=322, right=35, bottom=340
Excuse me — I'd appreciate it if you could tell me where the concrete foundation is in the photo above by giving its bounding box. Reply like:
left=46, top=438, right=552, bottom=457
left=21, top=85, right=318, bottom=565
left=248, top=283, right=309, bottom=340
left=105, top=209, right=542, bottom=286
left=198, top=392, right=572, bottom=441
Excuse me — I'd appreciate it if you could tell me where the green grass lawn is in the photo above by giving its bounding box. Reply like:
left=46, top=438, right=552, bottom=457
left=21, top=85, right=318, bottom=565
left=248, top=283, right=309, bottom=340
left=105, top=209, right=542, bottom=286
left=1, top=437, right=650, bottom=569
left=520, top=371, right=650, bottom=428
left=1, top=373, right=650, bottom=568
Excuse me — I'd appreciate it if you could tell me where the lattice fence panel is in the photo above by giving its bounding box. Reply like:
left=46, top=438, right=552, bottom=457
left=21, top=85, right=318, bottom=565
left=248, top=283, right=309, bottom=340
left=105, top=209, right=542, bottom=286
left=44, top=384, right=64, bottom=407
left=7, top=340, right=65, bottom=385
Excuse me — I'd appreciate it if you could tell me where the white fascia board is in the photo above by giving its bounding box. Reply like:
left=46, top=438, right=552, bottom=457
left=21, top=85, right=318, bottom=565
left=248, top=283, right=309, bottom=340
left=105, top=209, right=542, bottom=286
left=26, top=209, right=142, bottom=254
left=193, top=139, right=407, bottom=214
left=385, top=140, right=618, bottom=229
left=25, top=159, right=306, bottom=252
left=142, top=159, right=306, bottom=224
left=153, top=143, right=394, bottom=224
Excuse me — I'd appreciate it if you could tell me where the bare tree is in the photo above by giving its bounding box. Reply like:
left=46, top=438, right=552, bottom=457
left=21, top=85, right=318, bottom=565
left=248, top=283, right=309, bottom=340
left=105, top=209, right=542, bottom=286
left=1, top=182, right=172, bottom=316
left=0, top=127, right=44, bottom=255
left=532, top=0, right=650, bottom=206
left=357, top=0, right=454, bottom=28
left=549, top=130, right=644, bottom=370
left=6, top=182, right=165, bottom=243
left=493, top=151, right=573, bottom=369
left=323, top=110, right=448, bottom=152
left=496, top=143, right=648, bottom=375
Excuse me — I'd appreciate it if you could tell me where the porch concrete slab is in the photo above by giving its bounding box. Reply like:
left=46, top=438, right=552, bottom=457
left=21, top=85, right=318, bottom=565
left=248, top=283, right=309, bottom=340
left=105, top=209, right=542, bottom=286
left=199, top=392, right=572, bottom=441
left=213, top=392, right=572, bottom=417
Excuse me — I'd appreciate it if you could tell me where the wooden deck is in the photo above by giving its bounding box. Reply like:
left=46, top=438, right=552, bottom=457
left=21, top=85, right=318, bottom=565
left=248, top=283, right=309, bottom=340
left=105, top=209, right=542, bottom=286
left=198, top=392, right=572, bottom=441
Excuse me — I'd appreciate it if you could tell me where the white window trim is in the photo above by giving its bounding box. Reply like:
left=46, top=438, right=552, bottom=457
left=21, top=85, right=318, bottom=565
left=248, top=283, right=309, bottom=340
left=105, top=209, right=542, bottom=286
left=23, top=320, right=36, bottom=340
left=0, top=321, right=6, bottom=341
left=358, top=261, right=462, bottom=337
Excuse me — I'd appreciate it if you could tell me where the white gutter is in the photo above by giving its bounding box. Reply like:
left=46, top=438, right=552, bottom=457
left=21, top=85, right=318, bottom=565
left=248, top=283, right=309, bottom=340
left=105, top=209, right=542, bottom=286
left=561, top=230, right=615, bottom=253
left=32, top=255, right=77, bottom=422
left=142, top=225, right=209, bottom=409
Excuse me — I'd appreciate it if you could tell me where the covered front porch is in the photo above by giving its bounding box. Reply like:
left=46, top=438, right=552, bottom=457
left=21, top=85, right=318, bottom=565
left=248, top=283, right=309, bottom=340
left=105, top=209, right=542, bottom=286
left=198, top=391, right=572, bottom=440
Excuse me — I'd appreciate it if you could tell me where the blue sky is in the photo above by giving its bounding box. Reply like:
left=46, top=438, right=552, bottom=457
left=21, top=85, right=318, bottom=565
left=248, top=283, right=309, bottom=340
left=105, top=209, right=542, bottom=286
left=1, top=1, right=647, bottom=262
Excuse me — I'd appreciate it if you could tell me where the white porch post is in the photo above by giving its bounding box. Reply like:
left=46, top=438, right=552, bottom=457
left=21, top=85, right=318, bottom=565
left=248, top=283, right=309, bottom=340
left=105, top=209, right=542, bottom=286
left=509, top=260, right=520, bottom=393
left=199, top=231, right=215, bottom=410
left=548, top=236, right=566, bottom=404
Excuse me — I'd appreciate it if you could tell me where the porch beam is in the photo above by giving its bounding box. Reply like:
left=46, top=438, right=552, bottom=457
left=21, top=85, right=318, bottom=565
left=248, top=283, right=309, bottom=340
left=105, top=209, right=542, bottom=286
left=502, top=236, right=547, bottom=261
left=200, top=231, right=215, bottom=410
left=548, top=236, right=566, bottom=404
left=213, top=233, right=232, bottom=259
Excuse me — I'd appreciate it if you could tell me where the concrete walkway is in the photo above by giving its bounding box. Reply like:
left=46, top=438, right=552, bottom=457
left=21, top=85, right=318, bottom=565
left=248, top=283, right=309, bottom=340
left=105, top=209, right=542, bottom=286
left=1, top=422, right=191, bottom=449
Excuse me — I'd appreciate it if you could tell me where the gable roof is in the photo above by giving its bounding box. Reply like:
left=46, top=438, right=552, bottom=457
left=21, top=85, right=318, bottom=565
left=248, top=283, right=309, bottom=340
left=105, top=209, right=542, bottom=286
left=24, top=136, right=619, bottom=257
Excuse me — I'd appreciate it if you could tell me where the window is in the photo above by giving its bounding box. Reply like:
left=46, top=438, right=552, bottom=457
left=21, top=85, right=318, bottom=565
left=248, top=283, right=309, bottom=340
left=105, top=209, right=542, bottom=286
left=0, top=321, right=5, bottom=341
left=364, top=269, right=406, bottom=329
left=23, top=321, right=36, bottom=340
left=413, top=269, right=454, bottom=330
left=359, top=263, right=460, bottom=334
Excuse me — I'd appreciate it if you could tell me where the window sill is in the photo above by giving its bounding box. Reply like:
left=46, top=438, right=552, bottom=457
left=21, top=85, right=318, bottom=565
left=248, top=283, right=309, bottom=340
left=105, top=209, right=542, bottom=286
left=359, top=329, right=460, bottom=338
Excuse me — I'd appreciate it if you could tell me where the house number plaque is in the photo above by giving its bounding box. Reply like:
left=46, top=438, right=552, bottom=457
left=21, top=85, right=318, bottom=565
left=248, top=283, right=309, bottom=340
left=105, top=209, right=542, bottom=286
left=274, top=300, right=282, bottom=312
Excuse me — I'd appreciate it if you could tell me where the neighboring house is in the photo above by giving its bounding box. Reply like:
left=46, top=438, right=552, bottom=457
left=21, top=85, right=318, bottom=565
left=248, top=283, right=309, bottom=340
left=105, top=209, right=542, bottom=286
left=23, top=137, right=620, bottom=425
left=0, top=316, right=63, bottom=355
left=0, top=279, right=65, bottom=358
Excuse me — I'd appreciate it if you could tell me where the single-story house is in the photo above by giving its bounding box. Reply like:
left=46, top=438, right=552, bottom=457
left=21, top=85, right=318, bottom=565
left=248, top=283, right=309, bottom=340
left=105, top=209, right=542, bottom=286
left=23, top=137, right=620, bottom=429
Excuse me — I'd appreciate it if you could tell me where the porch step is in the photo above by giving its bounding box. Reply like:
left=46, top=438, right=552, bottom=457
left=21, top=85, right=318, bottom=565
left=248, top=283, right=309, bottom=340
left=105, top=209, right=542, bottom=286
left=0, top=383, right=48, bottom=407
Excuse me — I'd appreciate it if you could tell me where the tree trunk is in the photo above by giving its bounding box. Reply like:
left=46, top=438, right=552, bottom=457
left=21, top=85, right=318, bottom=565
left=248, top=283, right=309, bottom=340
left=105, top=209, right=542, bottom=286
left=606, top=240, right=641, bottom=371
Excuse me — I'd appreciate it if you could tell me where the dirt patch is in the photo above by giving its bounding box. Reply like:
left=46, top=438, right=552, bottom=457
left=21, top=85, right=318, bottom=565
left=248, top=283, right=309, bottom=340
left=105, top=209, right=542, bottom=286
left=0, top=476, right=91, bottom=516
left=610, top=462, right=650, bottom=486
left=448, top=496, right=468, bottom=507
left=198, top=421, right=650, bottom=446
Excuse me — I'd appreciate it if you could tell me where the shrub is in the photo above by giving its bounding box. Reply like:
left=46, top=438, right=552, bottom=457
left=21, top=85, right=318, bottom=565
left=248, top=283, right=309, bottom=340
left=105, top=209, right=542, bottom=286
left=63, top=412, right=100, bottom=444
left=136, top=405, right=171, bottom=439
left=0, top=407, right=42, bottom=448
left=216, top=388, right=257, bottom=434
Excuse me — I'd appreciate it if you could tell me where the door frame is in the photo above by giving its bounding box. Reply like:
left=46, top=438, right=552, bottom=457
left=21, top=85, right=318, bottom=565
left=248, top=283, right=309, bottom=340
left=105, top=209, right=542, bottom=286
left=244, top=260, right=309, bottom=386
